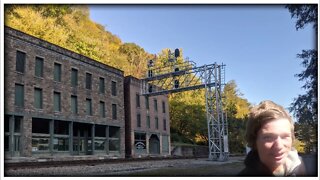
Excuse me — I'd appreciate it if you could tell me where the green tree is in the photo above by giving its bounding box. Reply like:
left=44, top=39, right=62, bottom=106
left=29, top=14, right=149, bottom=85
left=287, top=4, right=318, bottom=153
left=222, top=81, right=251, bottom=154
left=169, top=90, right=206, bottom=144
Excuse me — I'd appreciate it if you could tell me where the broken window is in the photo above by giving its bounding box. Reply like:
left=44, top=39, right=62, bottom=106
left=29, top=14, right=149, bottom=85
left=111, top=81, right=117, bottom=96
left=32, top=118, right=50, bottom=152
left=86, top=73, right=92, bottom=90
left=16, top=51, right=26, bottom=73
left=95, top=125, right=106, bottom=151
left=109, top=126, right=120, bottom=152
left=95, top=125, right=106, bottom=137
left=134, top=133, right=146, bottom=152
left=112, top=104, right=117, bottom=120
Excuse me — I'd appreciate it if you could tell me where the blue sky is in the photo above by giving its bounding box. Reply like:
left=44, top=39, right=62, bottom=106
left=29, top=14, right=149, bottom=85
left=89, top=5, right=315, bottom=112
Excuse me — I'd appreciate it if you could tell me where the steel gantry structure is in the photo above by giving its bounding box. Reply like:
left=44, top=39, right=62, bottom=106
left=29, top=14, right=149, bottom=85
left=141, top=49, right=229, bottom=161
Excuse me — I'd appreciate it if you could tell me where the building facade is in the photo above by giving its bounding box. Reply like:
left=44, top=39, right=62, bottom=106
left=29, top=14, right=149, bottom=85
left=4, top=27, right=125, bottom=159
left=124, top=76, right=171, bottom=158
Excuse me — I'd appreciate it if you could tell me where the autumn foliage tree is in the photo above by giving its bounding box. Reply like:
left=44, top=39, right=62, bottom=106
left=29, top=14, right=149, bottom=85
left=4, top=5, right=151, bottom=78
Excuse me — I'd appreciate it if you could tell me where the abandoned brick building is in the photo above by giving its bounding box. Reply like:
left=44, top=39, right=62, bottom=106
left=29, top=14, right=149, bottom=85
left=4, top=26, right=170, bottom=160
left=124, top=76, right=170, bottom=158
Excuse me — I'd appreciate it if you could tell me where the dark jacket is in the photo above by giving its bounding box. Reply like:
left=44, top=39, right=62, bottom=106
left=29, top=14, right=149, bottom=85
left=239, top=149, right=306, bottom=176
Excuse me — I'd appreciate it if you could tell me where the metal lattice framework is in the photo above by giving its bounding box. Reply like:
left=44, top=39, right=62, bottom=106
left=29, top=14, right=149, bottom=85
left=141, top=49, right=229, bottom=161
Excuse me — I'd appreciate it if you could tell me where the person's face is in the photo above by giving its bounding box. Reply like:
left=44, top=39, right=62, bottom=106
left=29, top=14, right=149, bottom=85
left=256, top=118, right=292, bottom=171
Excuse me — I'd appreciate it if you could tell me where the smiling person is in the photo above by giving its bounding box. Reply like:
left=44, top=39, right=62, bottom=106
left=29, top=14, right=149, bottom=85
left=239, top=100, right=306, bottom=176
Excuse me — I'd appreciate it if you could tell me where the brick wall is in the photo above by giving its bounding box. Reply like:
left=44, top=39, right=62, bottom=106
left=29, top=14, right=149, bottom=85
left=4, top=26, right=125, bottom=158
left=124, top=76, right=171, bottom=157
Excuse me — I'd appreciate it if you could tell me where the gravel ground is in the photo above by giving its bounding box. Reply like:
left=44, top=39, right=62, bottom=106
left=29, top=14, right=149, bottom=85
left=5, top=156, right=245, bottom=176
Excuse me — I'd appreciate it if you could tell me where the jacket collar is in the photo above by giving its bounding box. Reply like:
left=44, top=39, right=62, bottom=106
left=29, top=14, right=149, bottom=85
left=245, top=149, right=302, bottom=176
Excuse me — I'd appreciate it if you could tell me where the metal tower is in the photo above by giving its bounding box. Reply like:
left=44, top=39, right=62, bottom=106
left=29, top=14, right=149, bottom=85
left=141, top=49, right=229, bottom=161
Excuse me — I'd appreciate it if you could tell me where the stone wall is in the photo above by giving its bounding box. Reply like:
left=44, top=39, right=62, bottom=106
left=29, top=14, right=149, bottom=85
left=171, top=144, right=209, bottom=158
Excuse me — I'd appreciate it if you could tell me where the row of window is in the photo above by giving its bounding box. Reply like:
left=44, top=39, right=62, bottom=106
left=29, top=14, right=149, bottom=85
left=16, top=50, right=118, bottom=95
left=136, top=93, right=166, bottom=113
left=4, top=116, right=21, bottom=153
left=136, top=114, right=167, bottom=131
left=15, top=84, right=118, bottom=119
left=30, top=118, right=121, bottom=153
left=134, top=133, right=170, bottom=153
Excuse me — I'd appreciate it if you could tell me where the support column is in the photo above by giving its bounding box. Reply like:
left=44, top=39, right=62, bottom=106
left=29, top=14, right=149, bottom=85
left=91, top=124, right=95, bottom=155
left=9, top=116, right=14, bottom=157
left=69, top=121, right=73, bottom=155
left=50, top=120, right=54, bottom=155
left=106, top=126, right=109, bottom=154
left=20, top=116, right=32, bottom=157
left=146, top=133, right=149, bottom=155
left=159, top=134, right=162, bottom=155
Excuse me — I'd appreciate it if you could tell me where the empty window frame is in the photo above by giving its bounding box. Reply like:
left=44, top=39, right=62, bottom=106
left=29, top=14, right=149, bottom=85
left=145, top=97, right=149, bottom=110
left=136, top=93, right=140, bottom=108
left=35, top=57, right=44, bottom=77
left=54, top=92, right=61, bottom=112
left=16, top=51, right=26, bottom=73
left=86, top=73, right=92, bottom=90
left=109, top=126, right=120, bottom=151
left=54, top=120, right=69, bottom=135
left=4, top=116, right=9, bottom=151
left=147, top=115, right=150, bottom=129
left=154, top=99, right=158, bottom=112
left=99, top=101, right=106, bottom=118
left=71, top=68, right=78, bottom=87
left=163, top=119, right=167, bottom=131
left=4, top=116, right=22, bottom=153
left=155, top=117, right=159, bottom=129
left=71, top=95, right=78, bottom=114
left=14, top=117, right=22, bottom=152
left=99, top=77, right=105, bottom=94
left=32, top=118, right=50, bottom=152
left=54, top=63, right=62, bottom=82
left=162, top=101, right=166, bottom=113
left=112, top=104, right=117, bottom=120
left=137, top=113, right=141, bottom=128
left=15, top=84, right=24, bottom=107
left=95, top=125, right=106, bottom=151
left=134, top=132, right=146, bottom=151
left=111, top=81, right=117, bottom=96
left=95, top=125, right=106, bottom=137
left=34, top=88, right=43, bottom=109
left=53, top=120, right=69, bottom=151
left=86, top=98, right=92, bottom=116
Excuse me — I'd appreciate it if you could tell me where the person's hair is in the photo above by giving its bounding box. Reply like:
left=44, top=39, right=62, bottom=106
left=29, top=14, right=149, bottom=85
left=245, top=100, right=294, bottom=149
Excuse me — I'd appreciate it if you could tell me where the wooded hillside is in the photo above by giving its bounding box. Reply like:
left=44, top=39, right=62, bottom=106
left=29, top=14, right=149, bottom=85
left=5, top=5, right=252, bottom=153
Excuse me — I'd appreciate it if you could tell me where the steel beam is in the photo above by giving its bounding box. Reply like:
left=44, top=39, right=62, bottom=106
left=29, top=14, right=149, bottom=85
left=142, top=58, right=229, bottom=161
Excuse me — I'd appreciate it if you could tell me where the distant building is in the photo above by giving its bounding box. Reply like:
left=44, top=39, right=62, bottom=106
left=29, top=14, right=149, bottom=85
left=124, top=76, right=171, bottom=158
left=4, top=26, right=125, bottom=159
